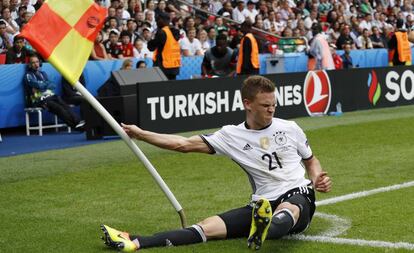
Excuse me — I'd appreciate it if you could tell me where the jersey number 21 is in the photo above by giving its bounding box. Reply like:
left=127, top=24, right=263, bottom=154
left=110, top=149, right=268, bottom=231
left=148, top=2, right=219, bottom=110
left=262, top=152, right=282, bottom=170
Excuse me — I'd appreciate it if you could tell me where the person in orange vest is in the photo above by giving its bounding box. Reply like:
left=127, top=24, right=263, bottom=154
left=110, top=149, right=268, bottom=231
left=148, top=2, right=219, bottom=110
left=237, top=20, right=260, bottom=75
left=388, top=19, right=412, bottom=66
left=148, top=12, right=181, bottom=80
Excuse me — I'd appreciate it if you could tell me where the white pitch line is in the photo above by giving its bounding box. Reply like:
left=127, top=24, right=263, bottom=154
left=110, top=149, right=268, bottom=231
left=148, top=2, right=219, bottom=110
left=313, top=212, right=351, bottom=237
left=316, top=181, right=414, bottom=206
left=289, top=235, right=414, bottom=251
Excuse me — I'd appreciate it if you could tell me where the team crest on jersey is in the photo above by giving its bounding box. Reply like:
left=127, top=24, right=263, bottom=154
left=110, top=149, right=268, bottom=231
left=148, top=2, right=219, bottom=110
left=260, top=137, right=270, bottom=150
left=274, top=131, right=287, bottom=146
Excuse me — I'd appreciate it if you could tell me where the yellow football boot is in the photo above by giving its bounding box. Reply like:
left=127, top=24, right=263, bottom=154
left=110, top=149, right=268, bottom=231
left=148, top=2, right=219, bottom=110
left=247, top=198, right=272, bottom=250
left=101, top=224, right=138, bottom=252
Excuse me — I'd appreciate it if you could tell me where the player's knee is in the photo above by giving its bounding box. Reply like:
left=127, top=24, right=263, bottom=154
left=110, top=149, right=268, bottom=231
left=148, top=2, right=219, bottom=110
left=275, top=202, right=300, bottom=221
left=197, top=216, right=227, bottom=239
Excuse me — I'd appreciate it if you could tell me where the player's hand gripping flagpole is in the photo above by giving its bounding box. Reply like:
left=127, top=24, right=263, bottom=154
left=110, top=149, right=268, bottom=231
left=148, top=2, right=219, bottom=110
left=21, top=0, right=187, bottom=228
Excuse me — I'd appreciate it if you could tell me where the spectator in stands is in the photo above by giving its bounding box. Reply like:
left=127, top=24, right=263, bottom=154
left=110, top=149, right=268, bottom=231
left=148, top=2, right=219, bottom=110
left=370, top=26, right=387, bottom=48
left=278, top=0, right=294, bottom=21
left=357, top=28, right=373, bottom=49
left=134, top=11, right=145, bottom=27
left=127, top=0, right=141, bottom=17
left=326, top=21, right=341, bottom=44
left=1, top=7, right=19, bottom=34
left=253, top=17, right=265, bottom=30
left=105, top=7, right=120, bottom=27
left=206, top=26, right=216, bottom=47
left=9, top=0, right=19, bottom=19
left=202, top=34, right=236, bottom=77
left=341, top=43, right=354, bottom=69
left=25, top=54, right=84, bottom=130
left=103, top=30, right=124, bottom=59
left=126, top=19, right=139, bottom=43
left=154, top=0, right=167, bottom=19
left=118, top=2, right=132, bottom=20
left=145, top=10, right=157, bottom=30
left=136, top=60, right=146, bottom=68
left=180, top=27, right=203, bottom=56
left=172, top=17, right=186, bottom=38
left=140, top=25, right=153, bottom=45
left=246, top=0, right=258, bottom=23
left=120, top=31, right=134, bottom=58
left=217, top=1, right=232, bottom=16
left=360, top=0, right=374, bottom=16
left=20, top=0, right=35, bottom=14
left=121, top=59, right=134, bottom=70
left=148, top=11, right=181, bottom=80
left=304, top=10, right=318, bottom=30
left=183, top=16, right=196, bottom=34
left=5, top=35, right=31, bottom=64
left=214, top=17, right=227, bottom=35
left=237, top=20, right=260, bottom=75
left=116, top=7, right=127, bottom=26
left=330, top=44, right=343, bottom=69
left=180, top=28, right=203, bottom=56
left=388, top=19, right=412, bottom=65
left=91, top=31, right=109, bottom=60
left=263, top=10, right=278, bottom=34
left=0, top=20, right=12, bottom=54
left=144, top=0, right=156, bottom=15
left=359, top=14, right=373, bottom=34
left=309, top=23, right=335, bottom=70
left=318, top=0, right=332, bottom=16
left=211, top=0, right=223, bottom=14
left=14, top=6, right=28, bottom=27
left=336, top=24, right=356, bottom=49
left=198, top=28, right=210, bottom=54
left=257, top=0, right=269, bottom=18
left=104, top=16, right=121, bottom=38
left=233, top=0, right=249, bottom=23
left=133, top=38, right=151, bottom=58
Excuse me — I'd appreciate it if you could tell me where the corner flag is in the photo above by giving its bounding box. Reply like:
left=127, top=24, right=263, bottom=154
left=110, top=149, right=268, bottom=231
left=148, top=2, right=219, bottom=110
left=20, top=0, right=187, bottom=228
left=21, top=0, right=107, bottom=84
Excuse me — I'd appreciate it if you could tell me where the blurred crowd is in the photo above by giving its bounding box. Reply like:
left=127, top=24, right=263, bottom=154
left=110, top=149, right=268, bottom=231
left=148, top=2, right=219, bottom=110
left=1, top=0, right=414, bottom=64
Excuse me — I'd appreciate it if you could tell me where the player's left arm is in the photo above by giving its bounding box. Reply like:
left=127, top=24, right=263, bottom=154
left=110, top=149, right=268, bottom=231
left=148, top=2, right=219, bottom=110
left=303, top=156, right=332, bottom=193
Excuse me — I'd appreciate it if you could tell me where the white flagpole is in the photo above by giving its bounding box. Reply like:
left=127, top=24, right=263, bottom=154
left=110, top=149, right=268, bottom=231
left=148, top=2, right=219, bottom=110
left=73, top=81, right=187, bottom=228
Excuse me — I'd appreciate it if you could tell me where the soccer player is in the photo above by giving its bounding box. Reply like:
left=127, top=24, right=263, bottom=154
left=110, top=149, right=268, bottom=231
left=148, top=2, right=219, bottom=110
left=101, top=75, right=332, bottom=252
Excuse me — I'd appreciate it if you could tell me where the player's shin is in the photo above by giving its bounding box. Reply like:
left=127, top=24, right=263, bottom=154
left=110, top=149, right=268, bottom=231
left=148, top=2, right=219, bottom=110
left=130, top=224, right=206, bottom=248
left=266, top=208, right=295, bottom=239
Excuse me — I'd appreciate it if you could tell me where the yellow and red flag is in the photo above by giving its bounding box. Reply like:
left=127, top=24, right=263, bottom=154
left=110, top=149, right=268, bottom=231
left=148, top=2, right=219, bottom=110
left=21, top=0, right=107, bottom=84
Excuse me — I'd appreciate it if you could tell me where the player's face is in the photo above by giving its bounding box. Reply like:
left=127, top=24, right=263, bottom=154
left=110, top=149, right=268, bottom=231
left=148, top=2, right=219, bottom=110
left=245, top=91, right=276, bottom=128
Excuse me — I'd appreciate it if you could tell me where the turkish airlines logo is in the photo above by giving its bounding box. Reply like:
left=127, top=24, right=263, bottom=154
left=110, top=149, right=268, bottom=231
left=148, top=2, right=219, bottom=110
left=303, top=70, right=331, bottom=116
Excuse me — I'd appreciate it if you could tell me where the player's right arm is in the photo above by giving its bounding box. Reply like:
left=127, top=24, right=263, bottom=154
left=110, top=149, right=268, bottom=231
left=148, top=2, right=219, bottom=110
left=121, top=123, right=212, bottom=154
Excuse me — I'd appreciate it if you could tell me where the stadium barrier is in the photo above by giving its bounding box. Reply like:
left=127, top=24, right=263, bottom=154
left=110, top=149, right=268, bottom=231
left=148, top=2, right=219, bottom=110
left=1, top=49, right=413, bottom=129
left=137, top=65, right=414, bottom=133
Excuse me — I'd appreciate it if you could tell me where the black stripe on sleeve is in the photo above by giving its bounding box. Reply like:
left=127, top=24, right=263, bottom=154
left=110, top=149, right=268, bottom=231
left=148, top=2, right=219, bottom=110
left=302, top=154, right=314, bottom=161
left=199, top=135, right=216, bottom=154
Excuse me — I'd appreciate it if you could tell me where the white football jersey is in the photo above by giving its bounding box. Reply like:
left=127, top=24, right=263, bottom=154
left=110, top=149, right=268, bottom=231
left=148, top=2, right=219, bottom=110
left=202, top=118, right=312, bottom=201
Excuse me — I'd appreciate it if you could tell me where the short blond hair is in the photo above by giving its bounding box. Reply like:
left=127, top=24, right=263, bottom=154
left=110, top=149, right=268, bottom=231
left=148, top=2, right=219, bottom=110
left=241, top=75, right=275, bottom=101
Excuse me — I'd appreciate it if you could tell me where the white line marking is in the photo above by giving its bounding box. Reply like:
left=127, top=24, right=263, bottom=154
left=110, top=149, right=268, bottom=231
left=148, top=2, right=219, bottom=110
left=286, top=181, right=414, bottom=250
left=313, top=212, right=351, bottom=237
left=316, top=181, right=414, bottom=206
left=289, top=235, right=414, bottom=250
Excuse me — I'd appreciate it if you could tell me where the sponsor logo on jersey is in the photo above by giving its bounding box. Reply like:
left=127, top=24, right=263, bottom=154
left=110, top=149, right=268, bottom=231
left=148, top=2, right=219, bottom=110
left=303, top=70, right=332, bottom=116
left=259, top=137, right=270, bottom=150
left=243, top=143, right=253, bottom=151
left=368, top=70, right=381, bottom=106
left=274, top=131, right=287, bottom=146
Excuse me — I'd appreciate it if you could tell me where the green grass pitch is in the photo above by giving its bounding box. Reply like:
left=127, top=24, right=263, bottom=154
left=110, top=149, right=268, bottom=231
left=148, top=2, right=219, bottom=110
left=1, top=105, right=413, bottom=253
